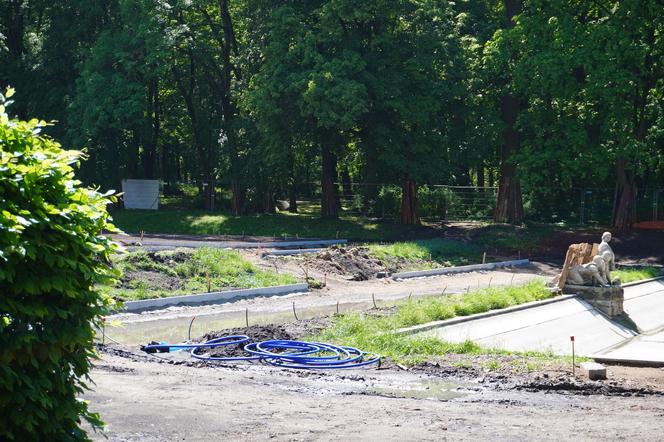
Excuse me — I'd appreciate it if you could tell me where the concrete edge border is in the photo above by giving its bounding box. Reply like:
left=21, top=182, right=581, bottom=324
left=262, top=248, right=322, bottom=257
left=395, top=294, right=576, bottom=336
left=622, top=275, right=664, bottom=287
left=119, top=283, right=309, bottom=312
left=587, top=355, right=664, bottom=368
left=391, top=259, right=530, bottom=280
left=124, top=239, right=347, bottom=250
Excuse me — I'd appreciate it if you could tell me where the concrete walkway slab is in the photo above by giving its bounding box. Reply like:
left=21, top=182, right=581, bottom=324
left=415, top=279, right=664, bottom=359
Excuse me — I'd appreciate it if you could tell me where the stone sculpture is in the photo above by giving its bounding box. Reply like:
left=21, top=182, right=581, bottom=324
left=567, top=255, right=608, bottom=287
left=555, top=231, right=624, bottom=317
left=598, top=231, right=615, bottom=272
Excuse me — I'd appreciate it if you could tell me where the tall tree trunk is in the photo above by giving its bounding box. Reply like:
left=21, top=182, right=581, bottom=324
left=289, top=183, right=298, bottom=213
left=321, top=143, right=339, bottom=218
left=494, top=0, right=524, bottom=224
left=400, top=177, right=419, bottom=225
left=143, top=77, right=159, bottom=179
left=262, top=184, right=275, bottom=213
left=477, top=163, right=485, bottom=188
left=341, top=167, right=353, bottom=198
left=218, top=0, right=244, bottom=215
left=612, top=158, right=636, bottom=230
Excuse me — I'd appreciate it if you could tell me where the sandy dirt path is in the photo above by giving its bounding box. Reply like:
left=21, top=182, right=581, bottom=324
left=86, top=353, right=664, bottom=441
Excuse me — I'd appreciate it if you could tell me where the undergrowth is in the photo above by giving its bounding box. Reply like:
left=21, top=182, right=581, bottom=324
left=613, top=266, right=661, bottom=283
left=106, top=248, right=297, bottom=300
left=367, top=238, right=481, bottom=268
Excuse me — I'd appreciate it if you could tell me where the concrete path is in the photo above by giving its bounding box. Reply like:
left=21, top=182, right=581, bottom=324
left=417, top=279, right=664, bottom=359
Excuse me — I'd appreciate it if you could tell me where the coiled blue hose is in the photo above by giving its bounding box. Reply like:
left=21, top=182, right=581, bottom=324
left=142, top=335, right=380, bottom=369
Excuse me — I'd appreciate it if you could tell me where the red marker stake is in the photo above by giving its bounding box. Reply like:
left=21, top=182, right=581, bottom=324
left=570, top=336, right=575, bottom=377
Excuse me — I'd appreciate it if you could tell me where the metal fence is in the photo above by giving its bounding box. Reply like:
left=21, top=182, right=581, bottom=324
left=149, top=180, right=664, bottom=226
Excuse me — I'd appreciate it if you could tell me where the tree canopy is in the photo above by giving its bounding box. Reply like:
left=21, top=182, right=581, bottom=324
left=1, top=0, right=663, bottom=228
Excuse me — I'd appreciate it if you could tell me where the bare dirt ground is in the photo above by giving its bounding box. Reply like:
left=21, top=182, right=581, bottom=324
left=86, top=346, right=664, bottom=441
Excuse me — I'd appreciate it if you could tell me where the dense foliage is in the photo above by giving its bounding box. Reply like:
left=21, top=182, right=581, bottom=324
left=0, top=89, right=118, bottom=439
left=1, top=0, right=663, bottom=227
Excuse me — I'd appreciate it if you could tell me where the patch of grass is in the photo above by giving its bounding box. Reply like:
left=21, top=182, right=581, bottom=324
left=367, top=238, right=481, bottom=267
left=613, top=266, right=662, bottom=283
left=106, top=248, right=298, bottom=301
left=315, top=280, right=554, bottom=364
left=110, top=209, right=421, bottom=241
left=472, top=223, right=558, bottom=253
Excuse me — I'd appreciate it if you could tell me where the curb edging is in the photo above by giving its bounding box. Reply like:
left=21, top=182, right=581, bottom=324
left=391, top=259, right=530, bottom=280
left=120, top=283, right=309, bottom=312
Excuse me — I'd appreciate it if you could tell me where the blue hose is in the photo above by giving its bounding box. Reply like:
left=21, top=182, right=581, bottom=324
left=142, top=335, right=380, bottom=369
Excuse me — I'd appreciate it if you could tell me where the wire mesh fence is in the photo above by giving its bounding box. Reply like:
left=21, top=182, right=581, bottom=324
left=142, top=180, right=664, bottom=226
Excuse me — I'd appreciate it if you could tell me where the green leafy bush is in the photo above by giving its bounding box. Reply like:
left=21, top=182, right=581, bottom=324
left=0, top=89, right=119, bottom=440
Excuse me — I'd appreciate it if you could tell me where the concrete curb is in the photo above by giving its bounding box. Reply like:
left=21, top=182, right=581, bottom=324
left=395, top=294, right=576, bottom=336
left=588, top=355, right=664, bottom=368
left=622, top=275, right=664, bottom=288
left=124, top=239, right=346, bottom=250
left=391, top=259, right=530, bottom=280
left=120, top=283, right=309, bottom=312
left=262, top=248, right=322, bottom=257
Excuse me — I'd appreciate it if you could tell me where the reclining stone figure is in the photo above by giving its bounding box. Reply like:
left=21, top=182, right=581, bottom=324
left=567, top=255, right=609, bottom=287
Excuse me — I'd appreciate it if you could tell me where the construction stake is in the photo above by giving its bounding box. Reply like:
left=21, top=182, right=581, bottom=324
left=510, top=274, right=515, bottom=285
left=292, top=301, right=299, bottom=320
left=570, top=336, right=576, bottom=377
left=372, top=293, right=377, bottom=309
left=188, top=316, right=196, bottom=341
left=245, top=308, right=249, bottom=328
left=336, top=301, right=339, bottom=314
left=482, top=252, right=486, bottom=264
left=488, top=277, right=493, bottom=287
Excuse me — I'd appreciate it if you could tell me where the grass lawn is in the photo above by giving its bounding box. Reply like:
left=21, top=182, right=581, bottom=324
left=366, top=238, right=482, bottom=268
left=613, top=266, right=662, bottom=283
left=105, top=248, right=298, bottom=301
left=110, top=209, right=420, bottom=241
left=315, top=280, right=556, bottom=365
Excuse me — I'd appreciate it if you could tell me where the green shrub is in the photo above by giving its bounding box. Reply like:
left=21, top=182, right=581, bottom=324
left=0, top=89, right=119, bottom=440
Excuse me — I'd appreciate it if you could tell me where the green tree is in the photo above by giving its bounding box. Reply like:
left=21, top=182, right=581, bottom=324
left=0, top=89, right=119, bottom=439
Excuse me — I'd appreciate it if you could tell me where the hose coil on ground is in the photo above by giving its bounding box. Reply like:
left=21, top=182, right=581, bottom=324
left=142, top=336, right=380, bottom=369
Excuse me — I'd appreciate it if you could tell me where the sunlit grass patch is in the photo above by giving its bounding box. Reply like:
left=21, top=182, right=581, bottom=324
left=315, top=280, right=555, bottom=364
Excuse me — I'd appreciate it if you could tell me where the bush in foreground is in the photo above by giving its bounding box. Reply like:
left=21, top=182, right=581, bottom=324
left=0, top=89, right=118, bottom=440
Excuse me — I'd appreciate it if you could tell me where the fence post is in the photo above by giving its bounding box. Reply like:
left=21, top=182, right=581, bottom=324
left=653, top=189, right=659, bottom=222
left=579, top=188, right=585, bottom=225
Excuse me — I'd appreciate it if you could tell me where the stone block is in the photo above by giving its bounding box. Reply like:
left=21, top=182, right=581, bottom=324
left=563, top=284, right=624, bottom=317
left=581, top=362, right=607, bottom=380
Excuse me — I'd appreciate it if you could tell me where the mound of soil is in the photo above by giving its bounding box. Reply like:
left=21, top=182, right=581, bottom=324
left=199, top=324, right=295, bottom=358
left=117, top=270, right=183, bottom=291
left=303, top=246, right=387, bottom=281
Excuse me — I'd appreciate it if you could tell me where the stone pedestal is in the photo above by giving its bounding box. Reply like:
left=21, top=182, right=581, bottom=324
left=563, top=284, right=624, bottom=317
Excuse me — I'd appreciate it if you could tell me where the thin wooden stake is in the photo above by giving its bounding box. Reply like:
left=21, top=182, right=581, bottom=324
left=488, top=277, right=493, bottom=287
left=292, top=301, right=299, bottom=320
left=188, top=316, right=196, bottom=341
left=510, top=274, right=515, bottom=286
left=101, top=317, right=106, bottom=345
left=372, top=293, right=377, bottom=309
left=336, top=301, right=339, bottom=314
left=571, top=336, right=575, bottom=377
left=245, top=308, right=249, bottom=328
left=408, top=291, right=413, bottom=301
left=206, top=272, right=211, bottom=292
left=482, top=252, right=486, bottom=264
left=140, top=230, right=144, bottom=242
left=442, top=286, right=447, bottom=295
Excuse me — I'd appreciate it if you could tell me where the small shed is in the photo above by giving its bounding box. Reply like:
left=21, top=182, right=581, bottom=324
left=121, top=179, right=160, bottom=210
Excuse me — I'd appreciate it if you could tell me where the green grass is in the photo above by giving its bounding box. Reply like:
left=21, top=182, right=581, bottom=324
left=110, top=209, right=420, bottom=241
left=315, top=280, right=554, bottom=364
left=367, top=238, right=481, bottom=267
left=105, top=248, right=298, bottom=301
left=472, top=223, right=558, bottom=252
left=613, top=266, right=662, bottom=283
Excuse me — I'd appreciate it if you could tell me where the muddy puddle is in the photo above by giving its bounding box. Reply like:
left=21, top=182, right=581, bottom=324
left=367, top=378, right=471, bottom=401
left=101, top=298, right=394, bottom=346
